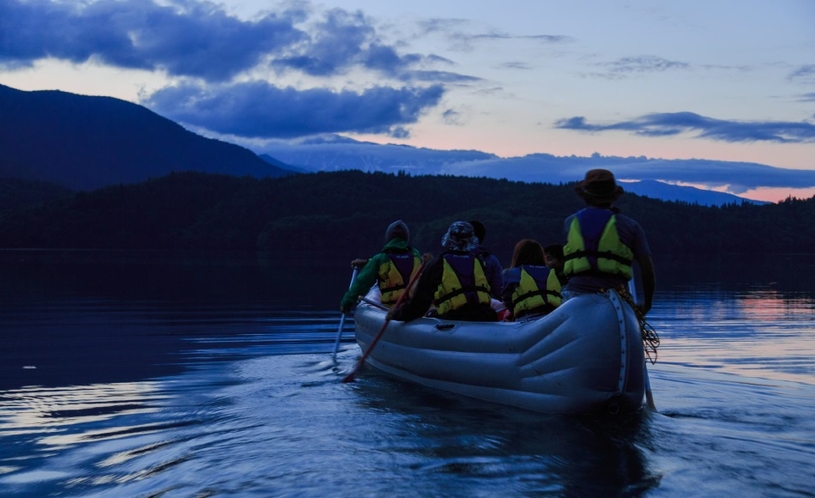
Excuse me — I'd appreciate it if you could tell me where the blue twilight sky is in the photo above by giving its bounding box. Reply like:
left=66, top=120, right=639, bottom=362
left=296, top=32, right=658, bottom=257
left=1, top=0, right=814, bottom=201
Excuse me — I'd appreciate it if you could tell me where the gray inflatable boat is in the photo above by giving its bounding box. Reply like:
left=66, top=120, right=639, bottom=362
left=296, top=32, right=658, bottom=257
left=353, top=290, right=646, bottom=415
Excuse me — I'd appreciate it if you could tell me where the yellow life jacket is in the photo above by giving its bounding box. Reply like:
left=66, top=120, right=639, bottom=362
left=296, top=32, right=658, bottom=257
left=564, top=209, right=634, bottom=279
left=511, top=265, right=562, bottom=317
left=377, top=249, right=421, bottom=306
left=433, top=253, right=491, bottom=315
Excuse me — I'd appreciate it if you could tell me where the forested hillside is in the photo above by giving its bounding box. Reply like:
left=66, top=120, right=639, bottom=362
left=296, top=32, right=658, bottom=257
left=1, top=170, right=813, bottom=262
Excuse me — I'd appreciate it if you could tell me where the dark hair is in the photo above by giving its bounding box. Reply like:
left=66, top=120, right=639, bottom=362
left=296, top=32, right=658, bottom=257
left=510, top=239, right=545, bottom=268
left=543, top=244, right=564, bottom=261
left=469, top=220, right=486, bottom=244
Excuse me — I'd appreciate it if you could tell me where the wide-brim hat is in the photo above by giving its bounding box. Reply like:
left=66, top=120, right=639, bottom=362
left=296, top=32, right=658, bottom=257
left=574, top=168, right=624, bottom=203
left=441, top=221, right=478, bottom=251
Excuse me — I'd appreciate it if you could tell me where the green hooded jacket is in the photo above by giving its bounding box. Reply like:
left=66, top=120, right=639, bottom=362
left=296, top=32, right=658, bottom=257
left=340, top=238, right=421, bottom=311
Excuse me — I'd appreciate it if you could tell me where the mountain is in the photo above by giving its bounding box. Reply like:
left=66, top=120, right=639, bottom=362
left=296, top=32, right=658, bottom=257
left=0, top=84, right=293, bottom=190
left=255, top=136, right=812, bottom=205
left=621, top=180, right=766, bottom=206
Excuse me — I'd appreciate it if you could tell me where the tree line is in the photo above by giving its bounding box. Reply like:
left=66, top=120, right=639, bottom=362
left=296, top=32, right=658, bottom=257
left=1, top=170, right=814, bottom=264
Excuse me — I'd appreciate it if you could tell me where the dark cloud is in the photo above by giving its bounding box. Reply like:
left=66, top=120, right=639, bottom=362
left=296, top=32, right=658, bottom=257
left=0, top=0, right=306, bottom=81
left=555, top=112, right=815, bottom=143
left=0, top=0, right=454, bottom=81
left=800, top=93, right=815, bottom=102
left=143, top=81, right=444, bottom=138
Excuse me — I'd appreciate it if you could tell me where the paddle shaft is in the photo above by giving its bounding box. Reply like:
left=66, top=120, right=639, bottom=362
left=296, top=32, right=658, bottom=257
left=332, top=266, right=360, bottom=360
left=628, top=275, right=657, bottom=411
left=341, top=260, right=426, bottom=383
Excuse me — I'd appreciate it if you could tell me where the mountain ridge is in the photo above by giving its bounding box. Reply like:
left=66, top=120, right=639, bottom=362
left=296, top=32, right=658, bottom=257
left=0, top=84, right=292, bottom=190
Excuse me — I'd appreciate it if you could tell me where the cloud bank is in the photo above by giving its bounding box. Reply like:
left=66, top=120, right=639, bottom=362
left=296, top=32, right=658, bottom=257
left=556, top=112, right=815, bottom=143
left=144, top=81, right=444, bottom=138
left=0, top=0, right=460, bottom=139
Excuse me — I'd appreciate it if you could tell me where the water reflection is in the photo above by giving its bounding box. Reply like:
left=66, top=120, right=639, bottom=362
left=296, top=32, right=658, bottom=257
left=653, top=287, right=815, bottom=385
left=1, top=250, right=814, bottom=496
left=350, top=372, right=660, bottom=496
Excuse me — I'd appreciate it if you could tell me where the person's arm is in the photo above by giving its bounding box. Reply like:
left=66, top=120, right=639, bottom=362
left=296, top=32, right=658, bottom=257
left=340, top=256, right=380, bottom=312
left=486, top=255, right=504, bottom=299
left=389, top=258, right=439, bottom=322
left=500, top=268, right=519, bottom=309
left=637, top=253, right=656, bottom=315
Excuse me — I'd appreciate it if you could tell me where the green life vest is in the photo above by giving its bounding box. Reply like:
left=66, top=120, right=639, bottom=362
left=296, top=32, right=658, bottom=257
left=433, top=253, right=491, bottom=315
left=564, top=209, right=634, bottom=280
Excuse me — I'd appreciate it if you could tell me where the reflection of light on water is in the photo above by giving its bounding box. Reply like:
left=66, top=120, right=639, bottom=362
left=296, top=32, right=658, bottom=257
left=0, top=382, right=166, bottom=450
left=739, top=289, right=815, bottom=321
left=655, top=290, right=815, bottom=385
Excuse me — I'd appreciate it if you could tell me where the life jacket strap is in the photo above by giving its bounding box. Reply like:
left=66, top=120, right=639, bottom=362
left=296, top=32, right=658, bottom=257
left=435, top=286, right=491, bottom=306
left=511, top=289, right=561, bottom=308
left=564, top=249, right=632, bottom=265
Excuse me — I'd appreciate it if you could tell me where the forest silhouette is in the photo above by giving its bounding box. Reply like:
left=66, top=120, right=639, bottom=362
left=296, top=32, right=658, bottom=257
left=1, top=170, right=813, bottom=264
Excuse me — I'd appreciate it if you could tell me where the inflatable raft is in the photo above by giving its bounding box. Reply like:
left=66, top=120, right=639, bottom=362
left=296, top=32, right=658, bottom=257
left=352, top=290, right=646, bottom=414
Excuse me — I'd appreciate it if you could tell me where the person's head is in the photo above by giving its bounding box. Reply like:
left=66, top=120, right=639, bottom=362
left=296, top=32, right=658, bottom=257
left=385, top=220, right=409, bottom=243
left=469, top=220, right=486, bottom=245
left=574, top=169, right=624, bottom=206
left=543, top=243, right=565, bottom=271
left=510, top=239, right=545, bottom=268
left=441, top=221, right=479, bottom=252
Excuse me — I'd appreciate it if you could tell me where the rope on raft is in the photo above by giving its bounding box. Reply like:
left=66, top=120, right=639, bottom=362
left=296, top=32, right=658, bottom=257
left=615, top=285, right=660, bottom=365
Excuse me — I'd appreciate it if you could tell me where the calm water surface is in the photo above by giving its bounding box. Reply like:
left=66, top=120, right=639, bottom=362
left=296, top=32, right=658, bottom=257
left=1, top=251, right=814, bottom=497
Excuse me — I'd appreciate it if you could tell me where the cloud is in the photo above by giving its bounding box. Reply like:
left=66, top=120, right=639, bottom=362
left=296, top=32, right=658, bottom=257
left=417, top=18, right=572, bottom=52
left=0, top=0, right=307, bottom=81
left=555, top=112, right=815, bottom=143
left=584, top=55, right=690, bottom=79
left=143, top=81, right=444, bottom=138
left=800, top=93, right=815, bottom=102
left=607, top=55, right=689, bottom=73
left=789, top=64, right=815, bottom=84
left=270, top=7, right=426, bottom=77
left=501, top=62, right=533, bottom=70
left=398, top=70, right=481, bottom=83
left=0, top=0, right=459, bottom=81
left=437, top=153, right=815, bottom=193
left=470, top=33, right=572, bottom=43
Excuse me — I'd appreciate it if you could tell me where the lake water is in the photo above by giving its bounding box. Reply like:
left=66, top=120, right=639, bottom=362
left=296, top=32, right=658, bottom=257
left=1, top=250, right=814, bottom=497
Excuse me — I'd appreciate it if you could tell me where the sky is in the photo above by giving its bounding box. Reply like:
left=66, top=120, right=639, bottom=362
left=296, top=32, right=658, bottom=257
left=1, top=0, right=814, bottom=201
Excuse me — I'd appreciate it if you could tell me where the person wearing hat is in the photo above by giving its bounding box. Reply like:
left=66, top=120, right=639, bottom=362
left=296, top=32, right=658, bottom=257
left=340, top=220, right=422, bottom=313
left=388, top=221, right=497, bottom=322
left=562, top=169, right=655, bottom=314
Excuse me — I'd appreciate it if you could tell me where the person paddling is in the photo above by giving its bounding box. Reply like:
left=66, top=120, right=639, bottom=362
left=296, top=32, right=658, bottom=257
left=388, top=221, right=497, bottom=322
left=340, top=220, right=422, bottom=313
left=561, top=169, right=655, bottom=315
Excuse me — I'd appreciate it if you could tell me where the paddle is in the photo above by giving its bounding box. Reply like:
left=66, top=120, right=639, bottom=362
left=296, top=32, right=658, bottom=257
left=341, top=259, right=427, bottom=383
left=332, top=265, right=360, bottom=361
left=628, top=277, right=657, bottom=411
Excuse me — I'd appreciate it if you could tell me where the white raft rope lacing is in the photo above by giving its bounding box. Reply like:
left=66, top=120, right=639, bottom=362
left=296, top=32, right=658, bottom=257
left=612, top=285, right=660, bottom=365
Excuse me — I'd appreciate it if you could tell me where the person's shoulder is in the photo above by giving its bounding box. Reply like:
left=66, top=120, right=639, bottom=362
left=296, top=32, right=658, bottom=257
left=502, top=266, right=521, bottom=279
left=614, top=212, right=644, bottom=229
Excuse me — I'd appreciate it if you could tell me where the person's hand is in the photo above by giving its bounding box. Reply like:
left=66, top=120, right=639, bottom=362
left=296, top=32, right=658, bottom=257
left=351, top=258, right=368, bottom=268
left=340, top=304, right=351, bottom=314
left=421, top=252, right=434, bottom=263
